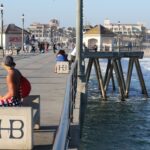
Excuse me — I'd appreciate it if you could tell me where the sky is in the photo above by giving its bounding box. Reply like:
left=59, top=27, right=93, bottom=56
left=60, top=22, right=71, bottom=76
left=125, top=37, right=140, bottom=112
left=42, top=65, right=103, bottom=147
left=1, top=0, right=150, bottom=29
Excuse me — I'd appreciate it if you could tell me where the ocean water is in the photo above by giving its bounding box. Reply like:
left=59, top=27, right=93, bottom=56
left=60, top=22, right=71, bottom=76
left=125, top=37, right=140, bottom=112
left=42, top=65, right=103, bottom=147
left=80, top=58, right=150, bottom=150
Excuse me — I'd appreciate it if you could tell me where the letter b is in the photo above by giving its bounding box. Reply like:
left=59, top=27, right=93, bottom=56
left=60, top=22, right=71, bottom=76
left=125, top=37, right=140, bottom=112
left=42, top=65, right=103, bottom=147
left=9, top=120, right=24, bottom=139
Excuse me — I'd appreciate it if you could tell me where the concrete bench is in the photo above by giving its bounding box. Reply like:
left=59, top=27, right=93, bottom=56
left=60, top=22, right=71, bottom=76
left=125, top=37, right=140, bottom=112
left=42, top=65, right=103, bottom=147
left=56, top=61, right=69, bottom=73
left=22, top=95, right=40, bottom=130
left=5, top=49, right=18, bottom=56
left=0, top=95, right=40, bottom=149
left=0, top=107, right=33, bottom=149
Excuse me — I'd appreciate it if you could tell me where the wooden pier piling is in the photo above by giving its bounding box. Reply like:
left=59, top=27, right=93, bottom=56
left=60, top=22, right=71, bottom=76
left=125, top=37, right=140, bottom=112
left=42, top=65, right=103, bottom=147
left=125, top=58, right=134, bottom=98
left=134, top=58, right=148, bottom=97
left=94, top=59, right=106, bottom=99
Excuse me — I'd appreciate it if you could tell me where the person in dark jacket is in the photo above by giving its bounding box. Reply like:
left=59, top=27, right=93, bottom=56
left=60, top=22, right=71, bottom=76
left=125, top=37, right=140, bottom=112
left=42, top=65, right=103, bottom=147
left=55, top=50, right=68, bottom=72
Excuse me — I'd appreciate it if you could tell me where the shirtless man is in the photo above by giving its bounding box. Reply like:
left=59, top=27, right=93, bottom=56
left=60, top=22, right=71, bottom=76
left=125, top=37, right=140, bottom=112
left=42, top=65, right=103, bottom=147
left=0, top=56, right=22, bottom=106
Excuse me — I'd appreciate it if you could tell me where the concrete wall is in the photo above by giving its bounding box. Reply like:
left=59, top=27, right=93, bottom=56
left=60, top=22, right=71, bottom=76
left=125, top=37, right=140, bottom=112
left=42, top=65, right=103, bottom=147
left=83, top=34, right=114, bottom=51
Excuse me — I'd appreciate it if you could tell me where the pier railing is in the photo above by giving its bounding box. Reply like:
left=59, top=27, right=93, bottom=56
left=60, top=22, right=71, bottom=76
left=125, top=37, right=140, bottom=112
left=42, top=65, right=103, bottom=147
left=52, top=61, right=78, bottom=150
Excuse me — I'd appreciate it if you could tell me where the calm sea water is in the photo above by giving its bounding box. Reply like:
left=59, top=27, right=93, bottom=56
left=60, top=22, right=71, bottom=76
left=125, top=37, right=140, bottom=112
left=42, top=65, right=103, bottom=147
left=80, top=58, right=150, bottom=150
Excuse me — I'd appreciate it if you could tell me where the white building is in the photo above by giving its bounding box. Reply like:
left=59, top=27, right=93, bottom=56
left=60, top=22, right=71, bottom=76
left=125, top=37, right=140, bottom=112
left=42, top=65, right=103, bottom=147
left=83, top=25, right=115, bottom=51
left=27, top=19, right=60, bottom=43
left=104, top=19, right=145, bottom=36
left=103, top=19, right=148, bottom=48
left=0, top=24, right=30, bottom=50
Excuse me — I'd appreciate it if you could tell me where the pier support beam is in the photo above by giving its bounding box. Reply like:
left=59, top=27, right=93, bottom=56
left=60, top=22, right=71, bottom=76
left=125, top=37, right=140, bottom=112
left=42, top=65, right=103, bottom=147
left=134, top=58, right=148, bottom=97
left=104, top=59, right=111, bottom=86
left=117, top=58, right=126, bottom=91
left=94, top=59, right=106, bottom=99
left=112, top=59, right=125, bottom=100
left=125, top=58, right=134, bottom=98
left=104, top=60, right=114, bottom=91
left=85, top=59, right=93, bottom=83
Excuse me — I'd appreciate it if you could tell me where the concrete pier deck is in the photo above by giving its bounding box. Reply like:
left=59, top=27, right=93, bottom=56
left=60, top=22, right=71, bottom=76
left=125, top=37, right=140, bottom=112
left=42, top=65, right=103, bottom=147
left=0, top=51, right=69, bottom=149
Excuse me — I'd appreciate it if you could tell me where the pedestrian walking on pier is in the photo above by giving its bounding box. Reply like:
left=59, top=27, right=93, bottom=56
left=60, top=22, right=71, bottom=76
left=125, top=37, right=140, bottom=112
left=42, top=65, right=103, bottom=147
left=53, top=43, right=57, bottom=53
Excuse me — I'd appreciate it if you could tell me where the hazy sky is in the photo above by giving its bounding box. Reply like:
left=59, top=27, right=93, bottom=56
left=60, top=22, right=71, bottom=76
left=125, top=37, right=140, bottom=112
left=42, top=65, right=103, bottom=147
left=1, top=0, right=150, bottom=28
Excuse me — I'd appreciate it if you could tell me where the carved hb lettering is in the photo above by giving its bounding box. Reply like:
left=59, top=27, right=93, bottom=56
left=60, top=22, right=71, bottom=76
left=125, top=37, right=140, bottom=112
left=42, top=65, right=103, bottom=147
left=9, top=120, right=24, bottom=139
left=58, top=65, right=67, bottom=71
left=0, top=119, right=24, bottom=139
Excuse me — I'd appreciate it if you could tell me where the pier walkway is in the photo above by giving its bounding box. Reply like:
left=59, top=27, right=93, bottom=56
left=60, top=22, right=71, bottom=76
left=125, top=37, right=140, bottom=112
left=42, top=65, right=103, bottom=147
left=0, top=50, right=148, bottom=150
left=0, top=51, right=69, bottom=149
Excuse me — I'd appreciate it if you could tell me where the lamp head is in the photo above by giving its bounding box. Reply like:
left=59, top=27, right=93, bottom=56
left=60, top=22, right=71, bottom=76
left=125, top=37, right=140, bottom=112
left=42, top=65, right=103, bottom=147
left=0, top=4, right=4, bottom=11
left=21, top=13, right=24, bottom=20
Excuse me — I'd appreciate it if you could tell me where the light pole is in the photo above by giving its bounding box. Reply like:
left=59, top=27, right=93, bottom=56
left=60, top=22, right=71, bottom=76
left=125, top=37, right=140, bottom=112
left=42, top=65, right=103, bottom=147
left=76, top=0, right=84, bottom=77
left=118, top=21, right=120, bottom=52
left=21, top=14, right=24, bottom=52
left=0, top=3, right=4, bottom=57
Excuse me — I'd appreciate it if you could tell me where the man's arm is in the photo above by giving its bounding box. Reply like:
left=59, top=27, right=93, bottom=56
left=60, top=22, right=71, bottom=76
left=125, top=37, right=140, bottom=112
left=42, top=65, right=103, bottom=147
left=0, top=75, right=14, bottom=100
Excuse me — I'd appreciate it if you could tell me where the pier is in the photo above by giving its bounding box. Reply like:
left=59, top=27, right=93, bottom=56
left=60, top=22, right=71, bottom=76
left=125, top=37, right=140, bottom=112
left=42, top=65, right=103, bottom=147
left=0, top=49, right=149, bottom=150
left=0, top=52, right=79, bottom=150
left=84, top=51, right=148, bottom=100
left=0, top=0, right=150, bottom=149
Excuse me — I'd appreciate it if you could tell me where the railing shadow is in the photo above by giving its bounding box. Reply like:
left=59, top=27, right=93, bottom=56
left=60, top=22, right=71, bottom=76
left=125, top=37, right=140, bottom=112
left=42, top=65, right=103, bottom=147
left=33, top=145, right=53, bottom=150
left=33, top=125, right=57, bottom=150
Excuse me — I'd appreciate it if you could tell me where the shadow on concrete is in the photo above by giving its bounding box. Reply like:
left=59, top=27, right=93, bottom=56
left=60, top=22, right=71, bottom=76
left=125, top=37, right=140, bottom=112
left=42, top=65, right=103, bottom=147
left=69, top=124, right=80, bottom=149
left=33, top=126, right=57, bottom=150
left=33, top=145, right=53, bottom=150
left=35, top=125, right=58, bottom=132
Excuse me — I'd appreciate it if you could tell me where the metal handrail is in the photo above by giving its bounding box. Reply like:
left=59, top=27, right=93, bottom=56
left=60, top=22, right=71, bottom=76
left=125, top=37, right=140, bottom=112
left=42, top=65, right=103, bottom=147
left=52, top=61, right=78, bottom=150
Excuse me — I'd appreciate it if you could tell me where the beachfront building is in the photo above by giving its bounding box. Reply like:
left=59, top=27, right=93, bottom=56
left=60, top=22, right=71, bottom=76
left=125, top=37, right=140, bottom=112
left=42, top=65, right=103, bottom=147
left=27, top=22, right=50, bottom=42
left=27, top=19, right=76, bottom=46
left=83, top=25, right=115, bottom=51
left=103, top=19, right=146, bottom=48
left=145, top=29, right=150, bottom=42
left=0, top=24, right=30, bottom=50
left=104, top=19, right=146, bottom=36
left=27, top=19, right=59, bottom=43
